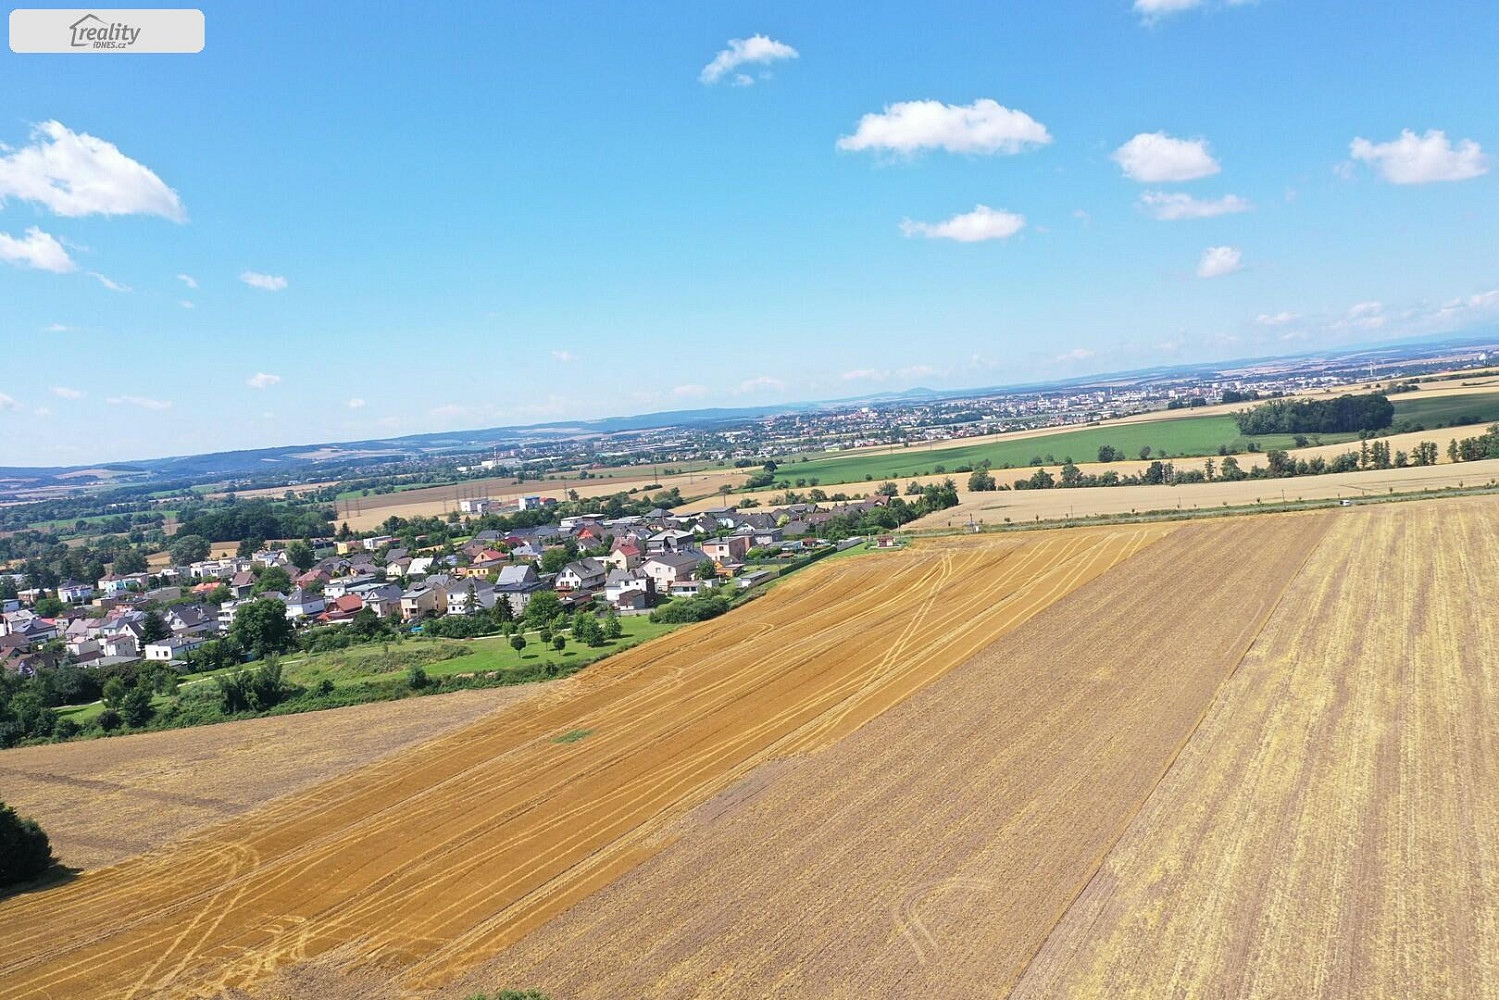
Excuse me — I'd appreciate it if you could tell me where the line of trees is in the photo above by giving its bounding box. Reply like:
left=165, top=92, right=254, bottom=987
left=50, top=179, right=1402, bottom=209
left=1233, top=393, right=1394, bottom=436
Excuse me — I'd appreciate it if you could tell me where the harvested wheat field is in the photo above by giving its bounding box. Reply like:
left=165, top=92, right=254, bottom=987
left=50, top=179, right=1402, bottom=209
left=1009, top=496, right=1499, bottom=1000
left=0, top=687, right=540, bottom=869
left=467, top=514, right=1328, bottom=999
left=0, top=524, right=1164, bottom=1000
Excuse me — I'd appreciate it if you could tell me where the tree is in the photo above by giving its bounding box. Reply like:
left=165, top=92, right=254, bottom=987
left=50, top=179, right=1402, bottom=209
left=540, top=547, right=571, bottom=574
left=967, top=469, right=996, bottom=492
left=1138, top=446, right=1153, bottom=461
left=169, top=534, right=212, bottom=566
left=113, top=548, right=148, bottom=575
left=253, top=565, right=292, bottom=595
left=510, top=634, right=528, bottom=654
left=0, top=801, right=53, bottom=887
left=1097, top=445, right=1119, bottom=463
left=120, top=682, right=155, bottom=728
left=285, top=540, right=315, bottom=571
left=603, top=608, right=623, bottom=640
left=552, top=634, right=567, bottom=651
left=695, top=559, right=718, bottom=581
left=32, top=596, right=64, bottom=617
left=141, top=609, right=171, bottom=644
left=228, top=598, right=297, bottom=658
left=524, top=591, right=562, bottom=626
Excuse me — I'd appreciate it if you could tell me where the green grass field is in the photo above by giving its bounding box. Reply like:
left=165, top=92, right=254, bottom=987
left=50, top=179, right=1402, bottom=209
left=762, top=391, right=1499, bottom=489
left=775, top=416, right=1352, bottom=486
left=1389, top=391, right=1499, bottom=428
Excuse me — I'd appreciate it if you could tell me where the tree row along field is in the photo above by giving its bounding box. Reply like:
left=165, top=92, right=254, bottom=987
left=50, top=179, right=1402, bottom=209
left=1008, top=497, right=1499, bottom=999
left=0, top=524, right=1168, bottom=999
left=469, top=514, right=1327, bottom=999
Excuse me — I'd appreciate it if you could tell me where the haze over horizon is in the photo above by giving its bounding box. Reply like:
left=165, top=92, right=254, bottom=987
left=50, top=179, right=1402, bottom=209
left=3, top=1, right=1496, bottom=466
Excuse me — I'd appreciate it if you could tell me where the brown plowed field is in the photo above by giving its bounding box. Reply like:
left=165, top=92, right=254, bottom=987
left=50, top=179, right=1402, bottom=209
left=469, top=515, right=1328, bottom=999
left=0, top=525, right=1165, bottom=999
left=1008, top=496, right=1499, bottom=999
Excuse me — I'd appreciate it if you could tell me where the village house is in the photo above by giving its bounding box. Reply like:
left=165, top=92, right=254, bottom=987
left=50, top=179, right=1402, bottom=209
left=144, top=635, right=208, bottom=662
left=701, top=535, right=751, bottom=565
left=555, top=557, right=607, bottom=592
left=57, top=579, right=95, bottom=604
left=495, top=564, right=543, bottom=614
left=642, top=551, right=708, bottom=591
left=284, top=588, right=327, bottom=621
left=602, top=543, right=643, bottom=571
left=400, top=583, right=447, bottom=620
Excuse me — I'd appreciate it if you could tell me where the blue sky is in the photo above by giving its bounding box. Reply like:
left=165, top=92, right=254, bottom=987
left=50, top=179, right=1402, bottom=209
left=1, top=0, right=1496, bottom=466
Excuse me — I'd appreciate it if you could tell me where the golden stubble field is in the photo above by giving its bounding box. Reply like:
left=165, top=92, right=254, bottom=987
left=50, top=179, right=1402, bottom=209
left=0, top=523, right=1166, bottom=999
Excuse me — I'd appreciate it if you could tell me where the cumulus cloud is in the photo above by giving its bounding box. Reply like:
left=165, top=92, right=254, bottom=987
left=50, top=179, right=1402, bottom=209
left=0, top=120, right=185, bottom=220
left=671, top=384, right=708, bottom=398
left=551, top=349, right=577, bottom=362
left=837, top=99, right=1051, bottom=157
left=89, top=272, right=130, bottom=291
left=347, top=397, right=366, bottom=409
left=1139, top=191, right=1250, bottom=220
left=44, top=322, right=71, bottom=332
left=1333, top=300, right=1386, bottom=330
left=700, top=34, right=798, bottom=85
left=107, top=395, right=171, bottom=410
left=0, top=227, right=75, bottom=272
left=179, top=300, right=194, bottom=309
left=1055, top=347, right=1096, bottom=362
left=1349, top=129, right=1489, bottom=184
left=0, top=393, right=21, bottom=412
left=177, top=273, right=197, bottom=288
left=240, top=271, right=287, bottom=291
left=1113, top=132, right=1221, bottom=182
left=738, top=375, right=786, bottom=393
left=842, top=368, right=888, bottom=382
left=1256, top=311, right=1299, bottom=326
left=245, top=372, right=281, bottom=389
left=899, top=204, right=1026, bottom=242
left=1197, top=245, right=1243, bottom=278
left=50, top=386, right=84, bottom=399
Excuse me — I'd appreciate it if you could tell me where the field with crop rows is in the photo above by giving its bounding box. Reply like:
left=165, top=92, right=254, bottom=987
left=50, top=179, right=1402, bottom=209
left=0, top=523, right=1163, bottom=999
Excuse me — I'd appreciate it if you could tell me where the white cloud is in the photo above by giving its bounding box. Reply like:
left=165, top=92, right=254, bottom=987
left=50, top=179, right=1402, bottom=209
left=1139, top=191, right=1250, bottom=220
left=240, top=270, right=287, bottom=291
left=1256, top=311, right=1299, bottom=326
left=0, top=227, right=75, bottom=272
left=179, top=300, right=194, bottom=309
left=1134, top=0, right=1204, bottom=16
left=177, top=273, right=197, bottom=288
left=671, top=384, right=709, bottom=398
left=32, top=406, right=50, bottom=417
left=837, top=99, right=1051, bottom=157
left=50, top=386, right=84, bottom=399
left=245, top=372, right=281, bottom=389
left=1072, top=209, right=1092, bottom=226
left=1349, top=129, right=1489, bottom=184
left=0, top=120, right=185, bottom=220
left=1113, top=132, right=1221, bottom=182
left=842, top=368, right=889, bottom=382
left=1333, top=300, right=1386, bottom=330
left=107, top=395, right=171, bottom=410
left=732, top=74, right=755, bottom=87
left=1197, top=245, right=1243, bottom=278
left=551, top=349, right=577, bottom=362
left=700, top=35, right=798, bottom=85
left=738, top=375, right=786, bottom=394
left=44, top=322, right=71, bottom=332
left=346, top=397, right=366, bottom=409
left=89, top=272, right=130, bottom=291
left=1055, top=347, right=1096, bottom=362
left=0, top=393, right=21, bottom=412
left=900, top=204, right=1026, bottom=242
left=901, top=364, right=939, bottom=379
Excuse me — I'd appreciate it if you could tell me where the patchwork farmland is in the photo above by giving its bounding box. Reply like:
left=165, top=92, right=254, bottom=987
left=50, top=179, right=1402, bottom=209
left=2, top=497, right=1496, bottom=999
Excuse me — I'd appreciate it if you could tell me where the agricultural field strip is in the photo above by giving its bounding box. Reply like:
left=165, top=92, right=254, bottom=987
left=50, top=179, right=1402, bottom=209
left=1007, top=499, right=1499, bottom=999
left=478, top=516, right=1330, bottom=999
left=0, top=528, right=1162, bottom=999
left=0, top=536, right=1091, bottom=989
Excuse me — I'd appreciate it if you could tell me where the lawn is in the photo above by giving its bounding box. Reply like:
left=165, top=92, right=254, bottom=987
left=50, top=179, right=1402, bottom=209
left=773, top=416, right=1356, bottom=487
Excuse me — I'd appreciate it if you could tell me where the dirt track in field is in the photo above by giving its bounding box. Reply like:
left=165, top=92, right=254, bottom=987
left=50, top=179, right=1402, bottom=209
left=0, top=525, right=1165, bottom=999
left=1008, top=496, right=1499, bottom=1000
left=0, top=688, right=540, bottom=870
left=463, top=515, right=1327, bottom=999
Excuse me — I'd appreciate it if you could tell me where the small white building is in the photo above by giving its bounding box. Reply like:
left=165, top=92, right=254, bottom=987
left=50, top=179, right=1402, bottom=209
left=144, top=635, right=207, bottom=662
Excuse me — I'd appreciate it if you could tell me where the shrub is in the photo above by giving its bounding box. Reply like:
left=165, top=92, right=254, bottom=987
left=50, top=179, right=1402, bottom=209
left=0, top=801, right=54, bottom=887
